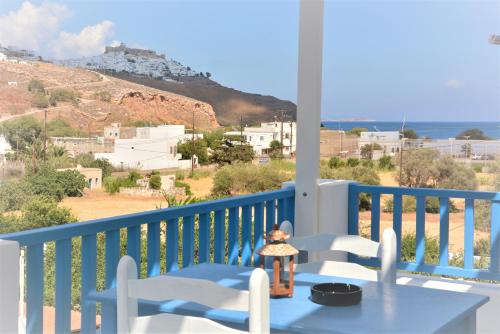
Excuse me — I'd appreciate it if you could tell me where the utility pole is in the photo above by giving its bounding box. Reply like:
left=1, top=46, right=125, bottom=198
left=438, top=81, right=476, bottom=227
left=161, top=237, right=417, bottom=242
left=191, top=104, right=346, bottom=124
left=278, top=110, right=286, bottom=156
left=399, top=136, right=405, bottom=186
left=240, top=115, right=244, bottom=146
left=289, top=121, right=293, bottom=157
left=191, top=108, right=195, bottom=176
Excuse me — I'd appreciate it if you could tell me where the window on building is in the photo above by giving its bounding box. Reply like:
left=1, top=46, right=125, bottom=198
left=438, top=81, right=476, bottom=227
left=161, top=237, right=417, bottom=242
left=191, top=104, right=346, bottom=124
left=260, top=136, right=264, bottom=141
left=249, top=136, right=252, bottom=141
left=285, top=133, right=289, bottom=139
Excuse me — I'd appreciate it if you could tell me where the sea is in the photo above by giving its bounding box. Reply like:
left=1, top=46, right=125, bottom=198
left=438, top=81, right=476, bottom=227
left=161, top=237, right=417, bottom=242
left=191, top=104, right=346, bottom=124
left=321, top=121, right=500, bottom=140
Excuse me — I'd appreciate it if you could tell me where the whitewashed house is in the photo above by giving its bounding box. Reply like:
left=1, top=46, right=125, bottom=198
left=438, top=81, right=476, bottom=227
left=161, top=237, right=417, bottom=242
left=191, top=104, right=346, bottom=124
left=95, top=125, right=200, bottom=170
left=359, top=131, right=401, bottom=156
left=0, top=52, right=6, bottom=61
left=0, top=135, right=12, bottom=164
left=225, top=121, right=297, bottom=156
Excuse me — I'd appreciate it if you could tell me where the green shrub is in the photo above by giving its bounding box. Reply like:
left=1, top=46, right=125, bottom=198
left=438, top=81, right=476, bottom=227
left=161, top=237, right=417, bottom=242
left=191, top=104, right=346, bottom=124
left=378, top=155, right=395, bottom=170
left=383, top=196, right=458, bottom=213
left=211, top=163, right=290, bottom=197
left=0, top=180, right=33, bottom=212
left=49, top=89, right=79, bottom=107
left=149, top=174, right=162, bottom=190
left=32, top=93, right=49, bottom=108
left=27, top=79, right=45, bottom=93
left=328, top=156, right=345, bottom=169
left=346, top=158, right=360, bottom=167
left=361, top=159, right=374, bottom=168
left=472, top=164, right=483, bottom=173
left=57, top=169, right=86, bottom=197
left=401, top=233, right=440, bottom=264
left=175, top=180, right=193, bottom=196
left=175, top=170, right=185, bottom=180
left=103, top=173, right=140, bottom=194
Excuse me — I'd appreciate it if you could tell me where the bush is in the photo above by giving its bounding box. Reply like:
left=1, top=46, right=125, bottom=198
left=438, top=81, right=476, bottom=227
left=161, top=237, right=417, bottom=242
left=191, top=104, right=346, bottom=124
left=76, top=154, right=114, bottom=178
left=175, top=180, right=192, bottom=196
left=0, top=180, right=33, bottom=212
left=383, top=196, right=458, bottom=213
left=57, top=169, right=86, bottom=197
left=175, top=170, right=185, bottom=180
left=49, top=89, right=79, bottom=107
left=103, top=172, right=140, bottom=194
left=211, top=163, right=290, bottom=197
left=328, top=156, right=345, bottom=169
left=27, top=79, right=45, bottom=93
left=401, top=233, right=440, bottom=264
left=19, top=196, right=76, bottom=231
left=149, top=174, right=162, bottom=190
left=361, top=159, right=374, bottom=168
left=378, top=155, right=395, bottom=170
left=32, top=93, right=49, bottom=108
left=346, top=158, right=360, bottom=167
left=177, top=139, right=208, bottom=164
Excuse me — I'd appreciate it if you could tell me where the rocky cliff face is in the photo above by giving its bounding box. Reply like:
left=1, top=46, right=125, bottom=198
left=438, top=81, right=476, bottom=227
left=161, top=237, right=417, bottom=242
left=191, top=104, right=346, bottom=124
left=118, top=91, right=218, bottom=128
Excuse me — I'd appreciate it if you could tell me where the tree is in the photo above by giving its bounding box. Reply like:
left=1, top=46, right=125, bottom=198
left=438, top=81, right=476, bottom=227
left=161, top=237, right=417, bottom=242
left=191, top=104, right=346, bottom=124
left=209, top=141, right=255, bottom=166
left=1, top=116, right=43, bottom=151
left=57, top=169, right=86, bottom=197
left=205, top=72, right=211, bottom=78
left=18, top=196, right=76, bottom=231
left=457, top=128, right=490, bottom=140
left=149, top=174, right=162, bottom=190
left=76, top=154, right=114, bottom=178
left=461, top=143, right=472, bottom=158
left=397, top=148, right=439, bottom=188
left=346, top=158, right=360, bottom=167
left=397, top=149, right=478, bottom=190
left=269, top=140, right=283, bottom=160
left=177, top=139, right=208, bottom=164
left=27, top=79, right=45, bottom=94
left=32, top=93, right=49, bottom=108
left=360, top=143, right=382, bottom=159
left=402, top=129, right=418, bottom=139
left=346, top=127, right=368, bottom=136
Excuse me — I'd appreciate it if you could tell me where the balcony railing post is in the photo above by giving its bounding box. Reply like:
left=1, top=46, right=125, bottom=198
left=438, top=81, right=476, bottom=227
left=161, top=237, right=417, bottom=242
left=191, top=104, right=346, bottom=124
left=491, top=201, right=500, bottom=273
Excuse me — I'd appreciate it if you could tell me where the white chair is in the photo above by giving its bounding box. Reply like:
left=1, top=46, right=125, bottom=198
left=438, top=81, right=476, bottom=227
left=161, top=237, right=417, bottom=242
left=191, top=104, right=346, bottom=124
left=117, top=256, right=270, bottom=334
left=280, top=221, right=397, bottom=284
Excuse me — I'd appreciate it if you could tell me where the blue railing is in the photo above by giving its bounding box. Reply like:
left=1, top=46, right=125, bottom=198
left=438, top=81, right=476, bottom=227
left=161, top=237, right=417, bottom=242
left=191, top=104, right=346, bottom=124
left=0, top=188, right=295, bottom=334
left=348, top=183, right=500, bottom=281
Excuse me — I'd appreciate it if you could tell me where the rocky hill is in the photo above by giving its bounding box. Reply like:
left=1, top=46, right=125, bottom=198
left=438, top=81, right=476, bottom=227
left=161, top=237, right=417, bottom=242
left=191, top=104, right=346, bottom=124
left=58, top=44, right=297, bottom=125
left=0, top=60, right=218, bottom=132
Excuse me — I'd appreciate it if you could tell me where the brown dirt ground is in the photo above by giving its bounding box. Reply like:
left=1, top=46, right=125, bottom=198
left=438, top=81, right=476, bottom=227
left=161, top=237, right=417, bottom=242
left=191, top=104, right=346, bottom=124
left=60, top=189, right=167, bottom=221
left=183, top=176, right=214, bottom=198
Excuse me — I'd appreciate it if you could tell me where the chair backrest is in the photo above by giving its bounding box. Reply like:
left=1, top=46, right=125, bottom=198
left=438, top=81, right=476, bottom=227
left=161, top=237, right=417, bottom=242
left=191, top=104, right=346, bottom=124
left=279, top=221, right=397, bottom=283
left=117, top=256, right=270, bottom=334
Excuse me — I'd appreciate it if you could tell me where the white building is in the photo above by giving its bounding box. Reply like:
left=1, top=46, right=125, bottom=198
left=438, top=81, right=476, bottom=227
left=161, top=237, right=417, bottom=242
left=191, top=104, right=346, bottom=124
left=0, top=135, right=12, bottom=163
left=0, top=52, right=6, bottom=61
left=95, top=125, right=200, bottom=170
left=359, top=131, right=401, bottom=156
left=225, top=121, right=297, bottom=156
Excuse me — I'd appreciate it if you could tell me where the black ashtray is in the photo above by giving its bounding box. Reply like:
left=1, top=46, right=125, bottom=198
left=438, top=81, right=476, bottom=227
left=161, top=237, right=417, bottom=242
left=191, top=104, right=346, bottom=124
left=310, top=283, right=362, bottom=306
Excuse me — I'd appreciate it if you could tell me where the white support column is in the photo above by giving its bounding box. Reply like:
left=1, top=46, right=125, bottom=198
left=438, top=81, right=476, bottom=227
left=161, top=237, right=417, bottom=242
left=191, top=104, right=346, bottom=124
left=295, top=0, right=324, bottom=236
left=0, top=239, right=20, bottom=334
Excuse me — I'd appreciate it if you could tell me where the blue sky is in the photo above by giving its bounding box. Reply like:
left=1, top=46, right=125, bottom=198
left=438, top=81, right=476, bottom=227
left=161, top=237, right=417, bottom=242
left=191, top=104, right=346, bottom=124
left=0, top=0, right=499, bottom=122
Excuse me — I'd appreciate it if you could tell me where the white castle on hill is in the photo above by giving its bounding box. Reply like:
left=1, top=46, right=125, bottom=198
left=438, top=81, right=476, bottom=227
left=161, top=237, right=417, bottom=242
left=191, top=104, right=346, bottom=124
left=58, top=43, right=199, bottom=80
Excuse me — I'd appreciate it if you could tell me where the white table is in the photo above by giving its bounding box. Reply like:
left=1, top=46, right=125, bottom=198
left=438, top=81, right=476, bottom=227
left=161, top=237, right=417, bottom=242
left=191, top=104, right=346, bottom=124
left=93, top=263, right=489, bottom=333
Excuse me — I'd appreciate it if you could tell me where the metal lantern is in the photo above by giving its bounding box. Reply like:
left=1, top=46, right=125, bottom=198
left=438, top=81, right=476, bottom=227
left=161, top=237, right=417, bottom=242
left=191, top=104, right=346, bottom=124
left=257, top=224, right=298, bottom=298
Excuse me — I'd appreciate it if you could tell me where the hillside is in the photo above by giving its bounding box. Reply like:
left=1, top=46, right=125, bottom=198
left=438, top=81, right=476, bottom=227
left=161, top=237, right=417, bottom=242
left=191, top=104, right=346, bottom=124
left=112, top=74, right=297, bottom=126
left=58, top=43, right=297, bottom=125
left=0, top=60, right=218, bottom=132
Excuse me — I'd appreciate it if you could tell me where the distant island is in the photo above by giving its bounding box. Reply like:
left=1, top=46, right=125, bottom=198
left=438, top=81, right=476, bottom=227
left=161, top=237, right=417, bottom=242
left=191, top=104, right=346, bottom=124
left=321, top=118, right=376, bottom=122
